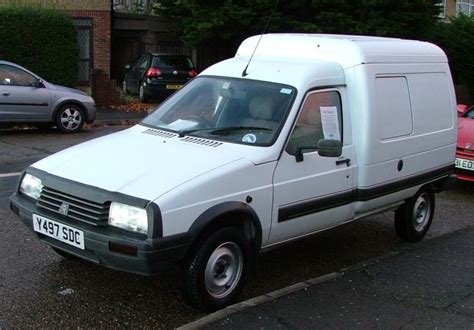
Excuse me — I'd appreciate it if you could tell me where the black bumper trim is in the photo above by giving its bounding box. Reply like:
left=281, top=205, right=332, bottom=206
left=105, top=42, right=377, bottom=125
left=278, top=164, right=454, bottom=223
left=10, top=191, right=188, bottom=276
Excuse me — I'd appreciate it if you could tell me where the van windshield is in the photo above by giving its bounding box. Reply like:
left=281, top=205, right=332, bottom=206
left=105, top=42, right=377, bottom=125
left=142, top=77, right=296, bottom=146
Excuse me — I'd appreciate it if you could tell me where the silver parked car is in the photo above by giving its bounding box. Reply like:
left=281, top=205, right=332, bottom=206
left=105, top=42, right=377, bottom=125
left=0, top=60, right=96, bottom=133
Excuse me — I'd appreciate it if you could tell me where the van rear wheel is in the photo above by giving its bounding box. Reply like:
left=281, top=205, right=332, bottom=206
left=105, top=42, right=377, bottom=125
left=395, top=187, right=435, bottom=242
left=183, top=226, right=250, bottom=312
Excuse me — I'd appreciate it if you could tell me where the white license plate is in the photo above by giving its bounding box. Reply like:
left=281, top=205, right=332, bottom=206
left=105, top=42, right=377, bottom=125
left=166, top=84, right=182, bottom=90
left=455, top=158, right=474, bottom=171
left=33, top=214, right=85, bottom=250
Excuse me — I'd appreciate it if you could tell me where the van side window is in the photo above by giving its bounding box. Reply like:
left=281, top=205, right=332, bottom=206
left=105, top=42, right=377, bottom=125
left=286, top=90, right=342, bottom=156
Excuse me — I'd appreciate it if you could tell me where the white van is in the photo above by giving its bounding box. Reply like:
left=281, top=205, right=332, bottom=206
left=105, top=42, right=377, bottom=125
left=10, top=34, right=457, bottom=311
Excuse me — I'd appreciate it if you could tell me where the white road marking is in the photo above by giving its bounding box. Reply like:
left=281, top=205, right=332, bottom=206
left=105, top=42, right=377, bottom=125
left=0, top=172, right=22, bottom=178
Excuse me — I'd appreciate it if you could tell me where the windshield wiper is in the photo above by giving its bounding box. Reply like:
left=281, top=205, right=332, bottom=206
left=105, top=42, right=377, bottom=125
left=178, top=126, right=272, bottom=137
left=178, top=127, right=214, bottom=137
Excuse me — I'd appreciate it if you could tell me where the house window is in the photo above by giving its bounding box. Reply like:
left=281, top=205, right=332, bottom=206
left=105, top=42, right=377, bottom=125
left=457, top=0, right=474, bottom=15
left=433, top=0, right=446, bottom=18
left=73, top=18, right=93, bottom=84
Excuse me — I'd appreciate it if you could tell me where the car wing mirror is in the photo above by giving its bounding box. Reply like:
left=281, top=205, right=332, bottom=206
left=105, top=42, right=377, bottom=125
left=457, top=104, right=467, bottom=116
left=317, top=139, right=342, bottom=158
left=35, top=79, right=45, bottom=88
left=295, top=146, right=318, bottom=162
left=294, top=139, right=342, bottom=162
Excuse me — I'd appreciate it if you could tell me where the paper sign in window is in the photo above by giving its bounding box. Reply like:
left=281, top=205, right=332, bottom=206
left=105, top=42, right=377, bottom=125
left=320, top=106, right=341, bottom=141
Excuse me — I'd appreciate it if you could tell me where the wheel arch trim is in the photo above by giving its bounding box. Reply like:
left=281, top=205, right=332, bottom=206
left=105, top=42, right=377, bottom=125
left=187, top=201, right=263, bottom=253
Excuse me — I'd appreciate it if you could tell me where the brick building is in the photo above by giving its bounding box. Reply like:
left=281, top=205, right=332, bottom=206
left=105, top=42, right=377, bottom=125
left=436, top=0, right=474, bottom=18
left=0, top=0, right=112, bottom=85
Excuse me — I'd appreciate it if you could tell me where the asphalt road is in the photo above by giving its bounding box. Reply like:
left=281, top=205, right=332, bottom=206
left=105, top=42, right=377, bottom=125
left=1, top=125, right=473, bottom=328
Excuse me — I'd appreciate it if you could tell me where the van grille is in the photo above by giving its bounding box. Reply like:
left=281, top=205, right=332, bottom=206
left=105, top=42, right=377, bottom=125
left=37, top=186, right=110, bottom=226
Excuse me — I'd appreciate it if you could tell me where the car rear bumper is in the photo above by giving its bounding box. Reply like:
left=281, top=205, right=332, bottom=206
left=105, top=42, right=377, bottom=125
left=143, top=80, right=189, bottom=97
left=9, top=192, right=190, bottom=276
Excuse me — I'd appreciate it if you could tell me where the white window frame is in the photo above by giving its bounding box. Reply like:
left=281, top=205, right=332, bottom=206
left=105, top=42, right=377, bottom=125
left=434, top=0, right=447, bottom=18
left=457, top=0, right=474, bottom=15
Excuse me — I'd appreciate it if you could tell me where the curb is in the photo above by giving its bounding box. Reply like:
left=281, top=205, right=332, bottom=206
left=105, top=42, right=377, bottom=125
left=88, top=118, right=143, bottom=127
left=176, top=228, right=474, bottom=329
left=177, top=272, right=343, bottom=330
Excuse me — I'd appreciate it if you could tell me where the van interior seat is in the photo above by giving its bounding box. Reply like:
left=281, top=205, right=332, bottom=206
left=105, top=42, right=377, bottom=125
left=241, top=95, right=278, bottom=130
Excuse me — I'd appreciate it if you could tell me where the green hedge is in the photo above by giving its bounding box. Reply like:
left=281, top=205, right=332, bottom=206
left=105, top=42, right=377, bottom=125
left=0, top=5, right=79, bottom=87
left=430, top=15, right=474, bottom=100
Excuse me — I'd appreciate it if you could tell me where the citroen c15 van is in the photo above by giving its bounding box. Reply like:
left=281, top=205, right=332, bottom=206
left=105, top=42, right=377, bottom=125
left=10, top=34, right=457, bottom=311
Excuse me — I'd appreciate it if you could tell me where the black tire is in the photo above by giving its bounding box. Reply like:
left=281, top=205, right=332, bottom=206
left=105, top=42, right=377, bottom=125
left=395, top=187, right=435, bottom=242
left=183, top=226, right=251, bottom=312
left=55, top=104, right=85, bottom=133
left=52, top=247, right=79, bottom=260
left=139, top=82, right=148, bottom=103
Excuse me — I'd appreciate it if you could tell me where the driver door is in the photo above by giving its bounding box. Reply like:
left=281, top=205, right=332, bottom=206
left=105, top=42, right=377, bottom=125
left=269, top=89, right=355, bottom=245
left=0, top=64, right=51, bottom=122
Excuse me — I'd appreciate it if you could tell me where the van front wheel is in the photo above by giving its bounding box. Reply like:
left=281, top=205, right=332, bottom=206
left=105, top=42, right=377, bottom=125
left=395, top=188, right=435, bottom=242
left=183, top=227, right=250, bottom=312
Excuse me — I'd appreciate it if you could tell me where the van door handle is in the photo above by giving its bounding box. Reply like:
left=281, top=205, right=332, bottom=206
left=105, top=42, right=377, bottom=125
left=2, top=92, right=10, bottom=96
left=336, top=158, right=351, bottom=167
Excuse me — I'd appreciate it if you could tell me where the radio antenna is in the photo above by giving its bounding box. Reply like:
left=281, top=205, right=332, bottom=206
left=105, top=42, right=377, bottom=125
left=242, top=0, right=279, bottom=77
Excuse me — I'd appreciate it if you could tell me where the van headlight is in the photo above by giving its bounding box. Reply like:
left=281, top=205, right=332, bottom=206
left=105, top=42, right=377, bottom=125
left=20, top=173, right=43, bottom=200
left=108, top=202, right=148, bottom=234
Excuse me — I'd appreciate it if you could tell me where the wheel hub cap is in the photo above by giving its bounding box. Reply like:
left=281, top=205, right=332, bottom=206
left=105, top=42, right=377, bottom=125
left=205, top=242, right=243, bottom=299
left=60, top=108, right=81, bottom=130
left=412, top=193, right=431, bottom=232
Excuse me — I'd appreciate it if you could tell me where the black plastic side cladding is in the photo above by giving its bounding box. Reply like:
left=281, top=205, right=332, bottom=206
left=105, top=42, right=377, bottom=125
left=146, top=202, right=162, bottom=238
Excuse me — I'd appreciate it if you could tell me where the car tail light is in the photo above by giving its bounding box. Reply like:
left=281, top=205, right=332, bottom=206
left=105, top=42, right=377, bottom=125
left=188, top=69, right=198, bottom=78
left=145, top=67, right=161, bottom=77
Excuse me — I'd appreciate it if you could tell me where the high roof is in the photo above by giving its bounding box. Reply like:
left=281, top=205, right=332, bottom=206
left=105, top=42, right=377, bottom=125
left=236, top=34, right=447, bottom=68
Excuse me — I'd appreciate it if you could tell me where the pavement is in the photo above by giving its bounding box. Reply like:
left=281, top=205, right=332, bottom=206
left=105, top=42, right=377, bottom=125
left=93, top=106, right=150, bottom=126
left=181, top=227, right=474, bottom=329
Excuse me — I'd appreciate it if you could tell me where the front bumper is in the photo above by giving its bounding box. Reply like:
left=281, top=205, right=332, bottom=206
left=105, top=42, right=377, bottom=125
left=454, top=151, right=474, bottom=182
left=9, top=191, right=190, bottom=276
left=83, top=101, right=97, bottom=123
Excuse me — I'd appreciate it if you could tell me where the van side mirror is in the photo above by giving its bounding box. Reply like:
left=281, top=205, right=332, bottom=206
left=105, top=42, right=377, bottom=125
left=295, top=146, right=317, bottom=162
left=294, top=139, right=342, bottom=162
left=317, top=139, right=342, bottom=157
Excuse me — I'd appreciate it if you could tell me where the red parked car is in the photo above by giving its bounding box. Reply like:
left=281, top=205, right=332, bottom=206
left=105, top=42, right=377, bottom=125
left=455, top=105, right=474, bottom=182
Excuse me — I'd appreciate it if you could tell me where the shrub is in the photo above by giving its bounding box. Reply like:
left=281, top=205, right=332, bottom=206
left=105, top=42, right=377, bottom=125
left=0, top=5, right=79, bottom=87
left=431, top=14, right=474, bottom=99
